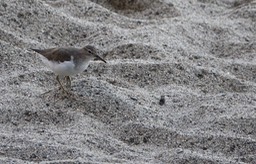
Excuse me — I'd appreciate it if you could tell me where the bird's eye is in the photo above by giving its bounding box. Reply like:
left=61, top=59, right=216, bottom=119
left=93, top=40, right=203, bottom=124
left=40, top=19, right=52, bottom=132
left=88, top=50, right=92, bottom=54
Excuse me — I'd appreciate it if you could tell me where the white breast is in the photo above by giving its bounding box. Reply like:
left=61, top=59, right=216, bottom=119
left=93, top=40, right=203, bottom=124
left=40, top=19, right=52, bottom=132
left=40, top=55, right=86, bottom=76
left=75, top=58, right=91, bottom=73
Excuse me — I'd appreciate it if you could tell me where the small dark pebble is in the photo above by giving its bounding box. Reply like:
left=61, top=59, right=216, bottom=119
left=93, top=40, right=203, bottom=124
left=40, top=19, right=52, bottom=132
left=159, top=95, right=165, bottom=106
left=30, top=153, right=37, bottom=159
left=37, top=129, right=45, bottom=133
left=42, top=154, right=48, bottom=159
left=176, top=148, right=183, bottom=154
left=2, top=3, right=7, bottom=8
left=130, top=97, right=137, bottom=101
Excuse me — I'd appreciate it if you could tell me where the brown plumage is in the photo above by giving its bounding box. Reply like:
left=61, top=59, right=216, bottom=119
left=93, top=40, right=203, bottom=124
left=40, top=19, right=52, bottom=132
left=31, top=45, right=106, bottom=63
left=31, top=45, right=106, bottom=93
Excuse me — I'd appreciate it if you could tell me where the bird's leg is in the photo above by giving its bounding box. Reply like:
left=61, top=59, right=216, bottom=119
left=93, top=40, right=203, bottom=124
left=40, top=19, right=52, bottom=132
left=54, top=75, right=79, bottom=100
left=65, top=76, right=71, bottom=89
left=56, top=75, right=68, bottom=93
left=62, top=76, right=79, bottom=99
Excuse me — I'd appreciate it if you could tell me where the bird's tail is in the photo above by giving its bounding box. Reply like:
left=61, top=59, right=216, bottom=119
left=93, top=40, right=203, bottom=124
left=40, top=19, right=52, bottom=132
left=30, top=48, right=44, bottom=54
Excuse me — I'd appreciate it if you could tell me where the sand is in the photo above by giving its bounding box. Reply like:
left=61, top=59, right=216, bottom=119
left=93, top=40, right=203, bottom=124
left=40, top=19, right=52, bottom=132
left=0, top=0, right=256, bottom=163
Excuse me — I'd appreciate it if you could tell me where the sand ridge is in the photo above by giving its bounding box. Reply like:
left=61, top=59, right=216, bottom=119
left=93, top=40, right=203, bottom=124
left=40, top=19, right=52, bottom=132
left=0, top=0, right=256, bottom=163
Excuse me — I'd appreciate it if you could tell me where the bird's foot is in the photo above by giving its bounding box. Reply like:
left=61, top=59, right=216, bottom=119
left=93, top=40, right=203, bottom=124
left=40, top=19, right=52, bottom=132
left=58, top=87, right=79, bottom=100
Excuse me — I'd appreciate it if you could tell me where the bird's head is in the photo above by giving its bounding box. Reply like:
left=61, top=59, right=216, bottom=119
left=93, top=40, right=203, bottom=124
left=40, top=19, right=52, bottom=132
left=82, top=45, right=107, bottom=63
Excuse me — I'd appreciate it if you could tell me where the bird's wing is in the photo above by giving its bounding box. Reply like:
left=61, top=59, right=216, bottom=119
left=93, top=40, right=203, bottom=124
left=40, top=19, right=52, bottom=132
left=31, top=48, right=73, bottom=62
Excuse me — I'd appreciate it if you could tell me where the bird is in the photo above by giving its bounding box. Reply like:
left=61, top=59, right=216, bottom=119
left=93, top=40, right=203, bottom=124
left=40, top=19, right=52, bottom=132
left=31, top=45, right=107, bottom=93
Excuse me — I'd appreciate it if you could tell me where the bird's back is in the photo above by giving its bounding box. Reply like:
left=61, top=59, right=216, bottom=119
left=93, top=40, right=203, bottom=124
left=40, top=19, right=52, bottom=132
left=31, top=47, right=80, bottom=62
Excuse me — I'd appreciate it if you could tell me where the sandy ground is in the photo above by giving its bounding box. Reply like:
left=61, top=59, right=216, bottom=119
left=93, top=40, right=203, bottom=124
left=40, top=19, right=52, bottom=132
left=0, top=0, right=256, bottom=163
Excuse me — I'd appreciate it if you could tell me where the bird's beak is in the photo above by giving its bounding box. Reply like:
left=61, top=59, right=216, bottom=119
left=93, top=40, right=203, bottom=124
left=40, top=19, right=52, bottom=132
left=95, top=54, right=107, bottom=63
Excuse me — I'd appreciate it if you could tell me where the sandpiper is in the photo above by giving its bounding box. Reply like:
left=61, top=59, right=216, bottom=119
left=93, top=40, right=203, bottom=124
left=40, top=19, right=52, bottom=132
left=31, top=45, right=106, bottom=93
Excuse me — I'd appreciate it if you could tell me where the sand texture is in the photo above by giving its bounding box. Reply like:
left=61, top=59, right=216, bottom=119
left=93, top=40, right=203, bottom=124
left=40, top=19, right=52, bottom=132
left=0, top=0, right=256, bottom=163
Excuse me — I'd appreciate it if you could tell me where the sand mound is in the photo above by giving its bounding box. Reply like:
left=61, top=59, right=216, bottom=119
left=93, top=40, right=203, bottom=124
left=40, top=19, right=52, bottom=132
left=0, top=0, right=255, bottom=163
